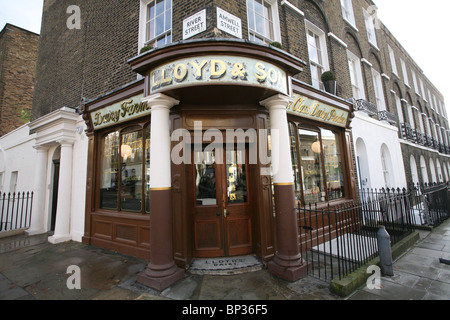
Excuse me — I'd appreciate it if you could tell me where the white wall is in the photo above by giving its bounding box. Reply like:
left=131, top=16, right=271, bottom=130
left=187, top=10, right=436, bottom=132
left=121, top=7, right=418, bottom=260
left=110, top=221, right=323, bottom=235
left=352, top=112, right=407, bottom=189
left=0, top=112, right=88, bottom=243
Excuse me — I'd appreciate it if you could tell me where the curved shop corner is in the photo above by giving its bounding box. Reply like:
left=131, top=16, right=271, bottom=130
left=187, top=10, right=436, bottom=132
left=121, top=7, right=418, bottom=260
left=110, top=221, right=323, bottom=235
left=79, top=40, right=355, bottom=290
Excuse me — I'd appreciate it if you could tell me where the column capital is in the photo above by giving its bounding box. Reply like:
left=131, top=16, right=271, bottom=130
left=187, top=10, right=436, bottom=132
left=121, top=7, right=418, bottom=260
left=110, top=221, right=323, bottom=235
left=260, top=94, right=293, bottom=110
left=33, top=145, right=49, bottom=152
left=142, top=93, right=180, bottom=110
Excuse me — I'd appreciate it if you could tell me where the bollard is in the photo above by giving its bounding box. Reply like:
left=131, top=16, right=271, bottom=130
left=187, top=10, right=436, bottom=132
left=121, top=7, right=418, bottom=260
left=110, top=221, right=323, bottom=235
left=377, top=226, right=394, bottom=276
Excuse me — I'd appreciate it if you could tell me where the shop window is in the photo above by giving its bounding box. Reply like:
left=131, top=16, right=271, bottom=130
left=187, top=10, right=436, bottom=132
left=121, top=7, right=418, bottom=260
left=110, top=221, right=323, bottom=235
left=289, top=123, right=345, bottom=205
left=247, top=0, right=280, bottom=44
left=144, top=0, right=172, bottom=48
left=99, top=125, right=151, bottom=214
left=305, top=21, right=329, bottom=90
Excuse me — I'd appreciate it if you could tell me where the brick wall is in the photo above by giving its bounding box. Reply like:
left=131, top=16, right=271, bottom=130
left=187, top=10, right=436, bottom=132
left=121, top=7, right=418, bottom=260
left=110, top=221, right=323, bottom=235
left=32, top=0, right=139, bottom=120
left=0, top=24, right=39, bottom=136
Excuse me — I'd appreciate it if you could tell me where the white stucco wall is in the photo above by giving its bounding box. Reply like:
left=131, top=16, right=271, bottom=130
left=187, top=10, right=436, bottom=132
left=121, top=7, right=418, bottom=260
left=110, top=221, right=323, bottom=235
left=352, top=112, right=407, bottom=190
left=0, top=111, right=88, bottom=243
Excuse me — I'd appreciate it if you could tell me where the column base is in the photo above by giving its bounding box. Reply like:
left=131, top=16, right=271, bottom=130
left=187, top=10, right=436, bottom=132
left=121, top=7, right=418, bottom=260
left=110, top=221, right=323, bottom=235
left=48, top=234, right=72, bottom=244
left=137, top=264, right=185, bottom=291
left=268, top=253, right=310, bottom=282
left=25, top=228, right=47, bottom=236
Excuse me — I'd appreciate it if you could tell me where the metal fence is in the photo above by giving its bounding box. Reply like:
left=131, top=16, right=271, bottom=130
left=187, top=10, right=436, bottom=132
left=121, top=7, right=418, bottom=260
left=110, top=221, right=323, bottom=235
left=298, top=187, right=418, bottom=282
left=410, top=182, right=449, bottom=227
left=0, top=192, right=34, bottom=232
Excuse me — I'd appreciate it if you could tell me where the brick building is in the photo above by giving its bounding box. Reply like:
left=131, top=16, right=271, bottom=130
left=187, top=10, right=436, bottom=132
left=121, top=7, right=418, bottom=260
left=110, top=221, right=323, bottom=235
left=0, top=24, right=39, bottom=136
left=0, top=0, right=448, bottom=291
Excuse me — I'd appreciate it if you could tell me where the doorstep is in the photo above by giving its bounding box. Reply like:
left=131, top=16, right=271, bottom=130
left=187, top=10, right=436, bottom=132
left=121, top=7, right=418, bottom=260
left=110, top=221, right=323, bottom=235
left=188, top=255, right=264, bottom=275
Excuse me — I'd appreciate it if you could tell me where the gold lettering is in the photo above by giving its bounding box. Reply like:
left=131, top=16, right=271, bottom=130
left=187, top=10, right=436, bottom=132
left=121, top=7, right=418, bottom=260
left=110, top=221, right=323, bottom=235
left=210, top=59, right=226, bottom=79
left=268, top=67, right=278, bottom=84
left=174, top=63, right=188, bottom=82
left=255, top=62, right=267, bottom=83
left=189, top=60, right=208, bottom=80
left=151, top=71, right=161, bottom=90
left=161, top=69, right=173, bottom=87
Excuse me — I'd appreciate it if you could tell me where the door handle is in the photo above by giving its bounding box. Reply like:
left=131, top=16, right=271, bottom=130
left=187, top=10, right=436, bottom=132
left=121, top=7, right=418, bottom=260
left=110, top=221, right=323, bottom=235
left=224, top=209, right=230, bottom=217
left=216, top=212, right=221, bottom=217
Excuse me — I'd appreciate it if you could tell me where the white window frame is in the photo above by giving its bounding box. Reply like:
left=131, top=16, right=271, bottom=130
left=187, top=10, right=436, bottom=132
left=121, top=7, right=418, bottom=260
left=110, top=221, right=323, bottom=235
left=411, top=70, right=419, bottom=95
left=347, top=50, right=365, bottom=100
left=394, top=94, right=404, bottom=123
left=371, top=68, right=386, bottom=111
left=363, top=8, right=378, bottom=48
left=428, top=90, right=434, bottom=110
left=419, top=78, right=426, bottom=101
left=305, top=20, right=330, bottom=90
left=246, top=0, right=281, bottom=44
left=340, top=0, right=357, bottom=29
left=138, top=0, right=172, bottom=51
left=400, top=59, right=409, bottom=87
left=388, top=45, right=398, bottom=76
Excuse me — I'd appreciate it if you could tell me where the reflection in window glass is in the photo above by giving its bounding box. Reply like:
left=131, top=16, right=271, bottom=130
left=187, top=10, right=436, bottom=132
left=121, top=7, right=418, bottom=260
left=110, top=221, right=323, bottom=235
left=100, top=131, right=120, bottom=210
left=299, top=129, right=325, bottom=204
left=289, top=123, right=301, bottom=203
left=227, top=149, right=248, bottom=204
left=121, top=131, right=143, bottom=212
left=145, top=127, right=150, bottom=213
left=195, top=150, right=216, bottom=206
left=321, top=129, right=344, bottom=201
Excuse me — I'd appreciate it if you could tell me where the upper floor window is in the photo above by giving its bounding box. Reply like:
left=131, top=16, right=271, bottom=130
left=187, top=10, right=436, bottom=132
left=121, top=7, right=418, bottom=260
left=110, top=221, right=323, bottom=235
left=371, top=68, right=386, bottom=111
left=411, top=70, right=420, bottom=95
left=363, top=8, right=378, bottom=47
left=400, top=59, right=410, bottom=87
left=305, top=21, right=329, bottom=90
left=347, top=50, right=365, bottom=100
left=247, top=0, right=280, bottom=43
left=388, top=45, right=398, bottom=76
left=145, top=0, right=172, bottom=48
left=340, top=0, right=356, bottom=28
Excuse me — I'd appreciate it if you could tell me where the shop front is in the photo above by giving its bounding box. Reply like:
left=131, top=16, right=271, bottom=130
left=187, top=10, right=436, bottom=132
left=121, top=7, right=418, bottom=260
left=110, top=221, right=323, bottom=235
left=81, top=40, right=355, bottom=290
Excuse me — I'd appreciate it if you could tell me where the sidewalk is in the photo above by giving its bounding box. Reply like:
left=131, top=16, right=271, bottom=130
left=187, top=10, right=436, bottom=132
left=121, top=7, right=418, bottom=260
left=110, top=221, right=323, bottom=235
left=0, top=219, right=449, bottom=301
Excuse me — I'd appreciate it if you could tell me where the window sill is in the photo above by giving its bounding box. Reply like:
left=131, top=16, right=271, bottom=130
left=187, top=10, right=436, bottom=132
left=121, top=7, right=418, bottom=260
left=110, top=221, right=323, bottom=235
left=343, top=18, right=359, bottom=32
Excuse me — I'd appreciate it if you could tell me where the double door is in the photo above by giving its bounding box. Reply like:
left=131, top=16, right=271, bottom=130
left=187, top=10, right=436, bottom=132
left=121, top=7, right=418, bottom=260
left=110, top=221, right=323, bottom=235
left=192, top=145, right=253, bottom=257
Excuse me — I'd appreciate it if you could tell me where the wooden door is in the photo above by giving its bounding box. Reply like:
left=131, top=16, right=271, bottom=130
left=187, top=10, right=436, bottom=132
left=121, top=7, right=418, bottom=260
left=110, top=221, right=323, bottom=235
left=192, top=145, right=253, bottom=257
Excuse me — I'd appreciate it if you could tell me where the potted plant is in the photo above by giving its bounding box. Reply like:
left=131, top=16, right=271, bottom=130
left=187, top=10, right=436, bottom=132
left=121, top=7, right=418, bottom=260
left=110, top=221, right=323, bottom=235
left=140, top=45, right=153, bottom=54
left=321, top=71, right=337, bottom=95
left=270, top=41, right=282, bottom=49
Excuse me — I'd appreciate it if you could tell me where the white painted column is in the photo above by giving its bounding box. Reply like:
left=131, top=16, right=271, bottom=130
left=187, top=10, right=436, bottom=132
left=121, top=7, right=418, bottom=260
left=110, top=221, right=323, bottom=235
left=137, top=93, right=186, bottom=291
left=260, top=94, right=308, bottom=282
left=48, top=140, right=74, bottom=244
left=145, top=93, right=180, bottom=189
left=260, top=94, right=294, bottom=184
left=26, top=146, right=49, bottom=235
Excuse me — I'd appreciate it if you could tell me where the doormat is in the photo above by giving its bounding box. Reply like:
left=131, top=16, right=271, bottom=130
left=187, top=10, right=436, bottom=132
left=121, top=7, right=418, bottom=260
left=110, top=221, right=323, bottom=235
left=188, top=255, right=264, bottom=275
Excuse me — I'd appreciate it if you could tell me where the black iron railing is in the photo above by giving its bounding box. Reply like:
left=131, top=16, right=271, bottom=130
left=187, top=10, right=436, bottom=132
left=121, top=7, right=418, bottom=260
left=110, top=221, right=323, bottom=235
left=410, top=182, right=449, bottom=227
left=298, top=188, right=418, bottom=282
left=0, top=192, right=34, bottom=232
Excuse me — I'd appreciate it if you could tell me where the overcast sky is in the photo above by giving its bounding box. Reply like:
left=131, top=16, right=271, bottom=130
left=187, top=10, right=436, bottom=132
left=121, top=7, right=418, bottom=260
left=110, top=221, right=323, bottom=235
left=0, top=0, right=449, bottom=115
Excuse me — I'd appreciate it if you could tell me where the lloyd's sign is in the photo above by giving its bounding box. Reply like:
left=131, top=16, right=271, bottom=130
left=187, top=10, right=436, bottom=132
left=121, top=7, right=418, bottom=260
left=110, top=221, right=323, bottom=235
left=149, top=55, right=289, bottom=96
left=91, top=94, right=149, bottom=130
left=287, top=94, right=349, bottom=127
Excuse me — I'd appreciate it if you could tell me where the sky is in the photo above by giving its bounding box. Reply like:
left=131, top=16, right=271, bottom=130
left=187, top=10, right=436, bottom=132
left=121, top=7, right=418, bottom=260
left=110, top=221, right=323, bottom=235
left=0, top=0, right=449, bottom=116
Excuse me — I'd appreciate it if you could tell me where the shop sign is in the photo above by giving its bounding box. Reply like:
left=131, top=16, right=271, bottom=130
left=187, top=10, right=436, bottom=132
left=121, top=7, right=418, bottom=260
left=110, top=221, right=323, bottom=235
left=217, top=7, right=242, bottom=39
left=91, top=94, right=149, bottom=130
left=149, top=55, right=288, bottom=95
left=183, top=9, right=206, bottom=40
left=287, top=94, right=349, bottom=127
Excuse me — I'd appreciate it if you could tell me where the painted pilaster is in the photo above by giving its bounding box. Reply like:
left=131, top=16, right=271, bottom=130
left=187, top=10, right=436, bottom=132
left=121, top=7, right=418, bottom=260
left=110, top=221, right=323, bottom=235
left=26, top=146, right=48, bottom=235
left=260, top=94, right=309, bottom=282
left=48, top=140, right=74, bottom=244
left=137, top=93, right=185, bottom=291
